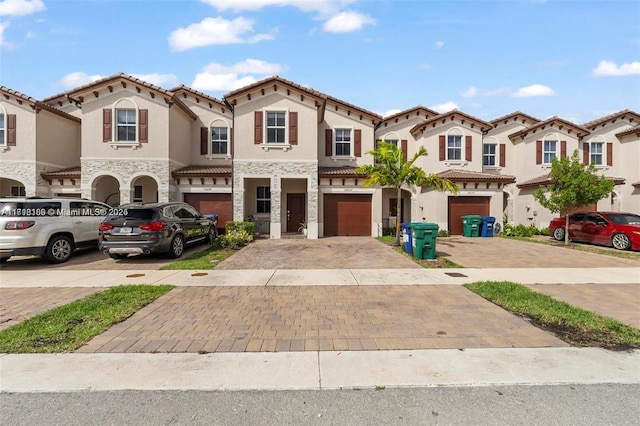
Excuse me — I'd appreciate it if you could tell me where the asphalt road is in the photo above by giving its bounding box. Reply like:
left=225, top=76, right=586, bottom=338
left=1, top=384, right=638, bottom=425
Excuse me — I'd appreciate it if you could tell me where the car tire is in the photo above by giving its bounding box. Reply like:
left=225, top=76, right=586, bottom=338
left=205, top=227, right=216, bottom=244
left=109, top=253, right=129, bottom=260
left=552, top=227, right=565, bottom=241
left=43, top=235, right=74, bottom=264
left=167, top=234, right=185, bottom=258
left=611, top=233, right=631, bottom=250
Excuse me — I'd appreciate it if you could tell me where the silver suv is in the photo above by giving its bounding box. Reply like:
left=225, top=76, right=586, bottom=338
left=0, top=197, right=111, bottom=264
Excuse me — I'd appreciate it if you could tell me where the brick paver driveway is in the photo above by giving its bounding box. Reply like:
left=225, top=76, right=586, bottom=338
left=77, top=285, right=566, bottom=353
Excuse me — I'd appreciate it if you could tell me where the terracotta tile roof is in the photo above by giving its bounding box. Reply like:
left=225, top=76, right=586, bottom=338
left=517, top=173, right=625, bottom=188
left=1, top=86, right=81, bottom=123
left=436, top=169, right=516, bottom=183
left=324, top=93, right=382, bottom=123
left=582, top=109, right=640, bottom=129
left=41, top=166, right=82, bottom=179
left=489, top=110, right=541, bottom=126
left=379, top=105, right=440, bottom=127
left=508, top=116, right=590, bottom=141
left=615, top=125, right=640, bottom=138
left=319, top=166, right=367, bottom=177
left=410, top=110, right=493, bottom=135
left=41, top=72, right=197, bottom=120
left=633, top=181, right=640, bottom=188
left=170, top=85, right=228, bottom=110
left=172, top=165, right=232, bottom=177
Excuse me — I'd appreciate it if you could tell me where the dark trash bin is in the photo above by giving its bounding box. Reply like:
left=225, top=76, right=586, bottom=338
left=481, top=216, right=496, bottom=237
left=461, top=215, right=482, bottom=237
left=411, top=222, right=439, bottom=260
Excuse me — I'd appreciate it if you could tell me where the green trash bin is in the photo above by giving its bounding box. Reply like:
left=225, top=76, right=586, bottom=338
left=461, top=215, right=482, bottom=237
left=411, top=223, right=439, bottom=260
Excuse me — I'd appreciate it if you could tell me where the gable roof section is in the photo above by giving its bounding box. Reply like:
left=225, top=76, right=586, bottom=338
left=490, top=110, right=541, bottom=127
left=516, top=173, right=625, bottom=189
left=508, top=116, right=590, bottom=141
left=615, top=125, right=640, bottom=138
left=1, top=86, right=81, bottom=123
left=379, top=105, right=440, bottom=128
left=410, top=109, right=493, bottom=136
left=436, top=169, right=516, bottom=183
left=42, top=72, right=198, bottom=120
left=323, top=93, right=382, bottom=125
left=170, top=85, right=229, bottom=113
left=41, top=166, right=82, bottom=180
left=633, top=180, right=640, bottom=188
left=582, top=109, right=640, bottom=130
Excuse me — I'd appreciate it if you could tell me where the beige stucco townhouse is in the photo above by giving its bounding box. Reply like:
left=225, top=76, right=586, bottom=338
left=42, top=73, right=198, bottom=206
left=0, top=86, right=81, bottom=197
left=222, top=76, right=381, bottom=239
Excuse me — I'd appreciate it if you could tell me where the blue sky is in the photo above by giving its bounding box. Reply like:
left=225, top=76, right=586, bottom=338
left=1, top=0, right=639, bottom=123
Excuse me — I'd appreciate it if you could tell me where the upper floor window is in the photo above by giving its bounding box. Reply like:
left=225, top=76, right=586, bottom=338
left=483, top=143, right=496, bottom=166
left=211, top=127, right=228, bottom=155
left=0, top=114, right=5, bottom=146
left=266, top=111, right=286, bottom=143
left=590, top=142, right=603, bottom=165
left=543, top=140, right=557, bottom=164
left=335, top=128, right=352, bottom=156
left=116, top=109, right=137, bottom=142
left=256, top=186, right=271, bottom=214
left=447, top=135, right=462, bottom=160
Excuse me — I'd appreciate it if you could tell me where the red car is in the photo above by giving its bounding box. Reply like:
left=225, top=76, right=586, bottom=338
left=549, top=211, right=640, bottom=251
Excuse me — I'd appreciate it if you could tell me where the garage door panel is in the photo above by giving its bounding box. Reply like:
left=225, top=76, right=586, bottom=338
left=448, top=196, right=490, bottom=235
left=184, top=193, right=232, bottom=230
left=324, top=194, right=371, bottom=236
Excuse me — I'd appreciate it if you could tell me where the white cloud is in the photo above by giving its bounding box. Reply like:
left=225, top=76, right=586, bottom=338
left=0, top=0, right=45, bottom=16
left=168, top=17, right=275, bottom=51
left=322, top=11, right=376, bottom=33
left=0, top=21, right=10, bottom=47
left=460, top=86, right=507, bottom=98
left=191, top=59, right=284, bottom=92
left=511, top=84, right=555, bottom=98
left=431, top=102, right=458, bottom=113
left=435, top=40, right=444, bottom=49
left=200, top=0, right=354, bottom=17
left=131, top=73, right=178, bottom=87
left=592, top=60, right=640, bottom=77
left=57, top=72, right=105, bottom=89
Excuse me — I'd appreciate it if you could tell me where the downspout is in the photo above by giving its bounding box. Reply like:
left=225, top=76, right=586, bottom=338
left=224, top=98, right=235, bottom=223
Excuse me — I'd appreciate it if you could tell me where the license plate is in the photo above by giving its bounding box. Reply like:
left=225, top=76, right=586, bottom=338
left=119, top=227, right=132, bottom=234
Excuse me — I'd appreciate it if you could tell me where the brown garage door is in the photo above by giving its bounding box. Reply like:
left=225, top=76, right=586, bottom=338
left=184, top=193, right=232, bottom=231
left=448, top=196, right=490, bottom=235
left=324, top=194, right=372, bottom=236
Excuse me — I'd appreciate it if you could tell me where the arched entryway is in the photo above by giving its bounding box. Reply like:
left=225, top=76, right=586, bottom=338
left=0, top=177, right=26, bottom=197
left=130, top=175, right=158, bottom=203
left=92, top=175, right=120, bottom=206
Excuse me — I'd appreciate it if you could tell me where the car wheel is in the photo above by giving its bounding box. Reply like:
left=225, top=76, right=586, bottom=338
left=611, top=233, right=631, bottom=250
left=109, top=253, right=129, bottom=260
left=167, top=234, right=185, bottom=258
left=43, top=235, right=74, bottom=264
left=205, top=227, right=216, bottom=244
left=0, top=256, right=10, bottom=263
left=552, top=227, right=565, bottom=241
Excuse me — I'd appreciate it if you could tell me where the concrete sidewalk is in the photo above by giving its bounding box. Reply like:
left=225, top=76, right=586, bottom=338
left=1, top=267, right=639, bottom=287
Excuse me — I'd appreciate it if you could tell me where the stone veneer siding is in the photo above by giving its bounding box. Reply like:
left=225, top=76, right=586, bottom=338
left=1, top=162, right=66, bottom=196
left=233, top=160, right=319, bottom=238
left=81, top=159, right=177, bottom=203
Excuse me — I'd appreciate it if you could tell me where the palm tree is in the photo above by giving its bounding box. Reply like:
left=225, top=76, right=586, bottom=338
left=356, top=141, right=458, bottom=246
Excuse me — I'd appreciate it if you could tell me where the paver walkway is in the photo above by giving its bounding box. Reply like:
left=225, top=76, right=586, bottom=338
left=77, top=285, right=566, bottom=353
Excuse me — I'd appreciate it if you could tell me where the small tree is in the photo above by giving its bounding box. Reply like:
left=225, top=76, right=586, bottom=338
left=356, top=141, right=458, bottom=246
left=534, top=150, right=615, bottom=245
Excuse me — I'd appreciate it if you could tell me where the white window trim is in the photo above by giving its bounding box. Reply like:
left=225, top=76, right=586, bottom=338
left=331, top=126, right=356, bottom=161
left=0, top=109, right=7, bottom=152
left=256, top=186, right=272, bottom=214
left=110, top=99, right=141, bottom=150
left=262, top=109, right=291, bottom=151
left=542, top=139, right=557, bottom=166
left=444, top=130, right=468, bottom=166
left=482, top=143, right=498, bottom=168
left=207, top=119, right=232, bottom=159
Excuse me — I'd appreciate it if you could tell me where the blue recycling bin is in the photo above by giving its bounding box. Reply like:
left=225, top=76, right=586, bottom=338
left=481, top=216, right=496, bottom=237
left=401, top=222, right=421, bottom=254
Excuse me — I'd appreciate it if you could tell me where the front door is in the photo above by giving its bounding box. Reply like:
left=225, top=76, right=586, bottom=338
left=287, top=193, right=305, bottom=232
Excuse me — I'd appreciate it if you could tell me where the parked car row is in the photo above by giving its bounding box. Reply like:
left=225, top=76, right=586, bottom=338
left=0, top=197, right=217, bottom=264
left=549, top=211, right=640, bottom=251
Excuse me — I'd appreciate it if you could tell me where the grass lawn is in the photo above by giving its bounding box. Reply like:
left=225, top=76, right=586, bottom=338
left=160, top=246, right=236, bottom=270
left=376, top=236, right=464, bottom=268
left=0, top=284, right=173, bottom=353
left=465, top=281, right=640, bottom=350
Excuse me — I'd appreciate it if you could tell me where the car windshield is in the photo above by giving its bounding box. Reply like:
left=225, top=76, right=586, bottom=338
left=605, top=213, right=640, bottom=225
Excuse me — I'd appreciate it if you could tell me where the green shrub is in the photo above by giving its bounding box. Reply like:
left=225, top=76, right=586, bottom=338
left=502, top=223, right=547, bottom=238
left=437, top=229, right=450, bottom=237
left=217, top=221, right=255, bottom=249
left=382, top=227, right=396, bottom=236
